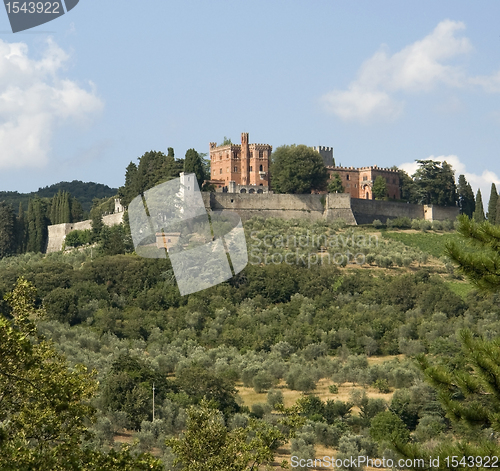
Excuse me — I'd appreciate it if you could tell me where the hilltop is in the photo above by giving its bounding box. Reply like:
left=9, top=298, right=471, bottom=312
left=0, top=180, right=117, bottom=213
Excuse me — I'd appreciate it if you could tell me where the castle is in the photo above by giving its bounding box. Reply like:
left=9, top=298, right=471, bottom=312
left=326, top=165, right=401, bottom=200
left=207, top=133, right=272, bottom=193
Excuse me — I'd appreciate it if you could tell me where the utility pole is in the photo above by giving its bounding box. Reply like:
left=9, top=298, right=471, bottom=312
left=152, top=383, right=155, bottom=421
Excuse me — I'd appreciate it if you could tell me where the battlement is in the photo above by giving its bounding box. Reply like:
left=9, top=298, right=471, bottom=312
left=313, top=146, right=333, bottom=152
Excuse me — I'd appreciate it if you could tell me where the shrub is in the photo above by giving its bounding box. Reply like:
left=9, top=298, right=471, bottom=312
left=329, top=384, right=339, bottom=394
left=373, top=378, right=391, bottom=393
left=419, top=220, right=432, bottom=232
left=267, top=389, right=284, bottom=409
left=372, top=219, right=383, bottom=228
left=432, top=220, right=443, bottom=231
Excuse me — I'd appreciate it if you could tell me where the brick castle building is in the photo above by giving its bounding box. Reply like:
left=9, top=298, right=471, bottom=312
left=207, top=133, right=272, bottom=191
left=325, top=165, right=400, bottom=200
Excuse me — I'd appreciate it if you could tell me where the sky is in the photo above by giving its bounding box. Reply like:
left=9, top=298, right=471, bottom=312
left=0, top=0, right=500, bottom=206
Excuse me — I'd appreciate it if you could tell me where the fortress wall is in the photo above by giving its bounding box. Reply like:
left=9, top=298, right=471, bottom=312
left=103, top=212, right=124, bottom=226
left=203, top=193, right=353, bottom=222
left=351, top=199, right=424, bottom=224
left=423, top=205, right=460, bottom=222
left=45, top=212, right=124, bottom=253
left=46, top=223, right=73, bottom=253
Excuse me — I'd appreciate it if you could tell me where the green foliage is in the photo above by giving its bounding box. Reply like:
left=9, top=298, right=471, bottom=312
left=473, top=189, right=485, bottom=222
left=166, top=399, right=299, bottom=471
left=270, top=144, right=328, bottom=194
left=0, top=202, right=17, bottom=258
left=65, top=229, right=93, bottom=248
left=445, top=215, right=500, bottom=291
left=373, top=175, right=388, bottom=200
left=328, top=173, right=344, bottom=193
left=369, top=411, right=410, bottom=444
left=458, top=174, right=475, bottom=218
left=412, top=159, right=458, bottom=206
left=0, top=278, right=162, bottom=470
left=383, top=230, right=459, bottom=258
left=488, top=183, right=498, bottom=224
left=26, top=197, right=49, bottom=253
left=184, top=148, right=206, bottom=188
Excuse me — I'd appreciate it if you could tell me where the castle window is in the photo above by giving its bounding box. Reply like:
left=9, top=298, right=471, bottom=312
left=250, top=166, right=253, bottom=171
left=234, top=166, right=237, bottom=172
left=346, top=174, right=350, bottom=180
left=219, top=155, right=222, bottom=160
left=259, top=165, right=263, bottom=171
left=259, top=150, right=263, bottom=158
left=363, top=176, right=367, bottom=181
left=220, top=168, right=222, bottom=174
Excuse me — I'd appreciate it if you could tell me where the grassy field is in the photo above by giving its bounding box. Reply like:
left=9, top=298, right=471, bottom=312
left=382, top=230, right=459, bottom=258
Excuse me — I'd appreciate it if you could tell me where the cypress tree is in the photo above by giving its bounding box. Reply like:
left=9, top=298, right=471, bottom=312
left=62, top=191, right=71, bottom=223
left=473, top=189, right=485, bottom=222
left=17, top=202, right=25, bottom=253
left=184, top=148, right=206, bottom=188
left=26, top=198, right=48, bottom=253
left=487, top=183, right=498, bottom=225
left=0, top=202, right=16, bottom=259
left=457, top=174, right=475, bottom=218
left=496, top=197, right=500, bottom=226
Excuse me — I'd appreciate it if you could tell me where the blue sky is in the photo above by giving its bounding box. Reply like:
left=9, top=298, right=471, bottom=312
left=0, top=1, right=500, bottom=205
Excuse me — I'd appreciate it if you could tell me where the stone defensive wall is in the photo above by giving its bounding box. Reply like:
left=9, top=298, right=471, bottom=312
left=202, top=193, right=357, bottom=224
left=45, top=194, right=460, bottom=253
left=46, top=212, right=124, bottom=253
left=350, top=198, right=459, bottom=225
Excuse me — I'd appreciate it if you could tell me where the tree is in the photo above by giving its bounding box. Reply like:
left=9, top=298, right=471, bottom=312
left=487, top=183, right=498, bottom=224
left=328, top=173, right=344, bottom=193
left=221, top=136, right=232, bottom=146
left=26, top=197, right=49, bottom=253
left=269, top=144, right=328, bottom=194
left=184, top=148, right=206, bottom=188
left=392, top=168, right=416, bottom=203
left=412, top=160, right=457, bottom=206
left=90, top=205, right=104, bottom=240
left=445, top=215, right=500, bottom=292
left=473, top=189, right=485, bottom=222
left=497, top=197, right=500, bottom=226
left=0, top=202, right=17, bottom=258
left=118, top=162, right=139, bottom=207
left=166, top=399, right=303, bottom=471
left=0, top=278, right=162, bottom=470
left=457, top=174, right=475, bottom=218
left=372, top=175, right=388, bottom=200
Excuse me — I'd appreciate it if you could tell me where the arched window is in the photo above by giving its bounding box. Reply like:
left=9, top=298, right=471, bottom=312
left=240, top=189, right=246, bottom=193
left=259, top=165, right=263, bottom=171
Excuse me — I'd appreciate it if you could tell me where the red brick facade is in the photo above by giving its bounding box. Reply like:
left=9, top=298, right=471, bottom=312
left=327, top=166, right=400, bottom=200
left=208, top=133, right=272, bottom=189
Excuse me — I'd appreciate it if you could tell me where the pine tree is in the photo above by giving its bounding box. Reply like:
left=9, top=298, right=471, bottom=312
left=473, top=189, right=485, bottom=222
left=457, top=174, right=475, bottom=218
left=487, top=183, right=498, bottom=225
left=446, top=215, right=500, bottom=291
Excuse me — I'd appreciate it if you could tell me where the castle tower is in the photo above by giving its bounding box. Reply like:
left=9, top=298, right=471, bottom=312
left=241, top=132, right=249, bottom=184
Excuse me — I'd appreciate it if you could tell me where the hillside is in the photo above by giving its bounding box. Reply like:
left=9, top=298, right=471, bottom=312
left=2, top=216, right=497, bottom=470
left=0, top=180, right=117, bottom=213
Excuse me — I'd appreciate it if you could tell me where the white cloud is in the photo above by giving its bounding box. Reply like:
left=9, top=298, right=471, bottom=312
left=0, top=38, right=103, bottom=169
left=399, top=154, right=500, bottom=204
left=322, top=20, right=479, bottom=122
